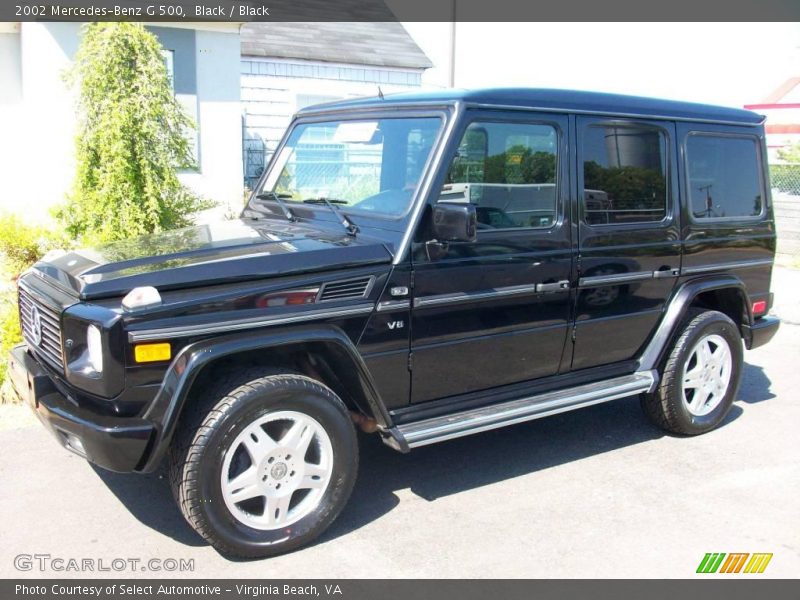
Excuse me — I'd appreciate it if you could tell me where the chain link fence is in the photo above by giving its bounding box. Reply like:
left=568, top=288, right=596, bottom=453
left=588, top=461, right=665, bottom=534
left=771, top=163, right=800, bottom=263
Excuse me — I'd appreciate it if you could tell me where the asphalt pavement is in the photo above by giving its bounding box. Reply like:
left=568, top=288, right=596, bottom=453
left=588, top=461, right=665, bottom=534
left=0, top=268, right=798, bottom=578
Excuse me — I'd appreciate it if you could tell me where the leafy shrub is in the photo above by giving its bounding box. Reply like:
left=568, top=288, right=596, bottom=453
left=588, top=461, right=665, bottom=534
left=0, top=215, right=71, bottom=401
left=0, top=214, right=71, bottom=275
left=0, top=288, right=21, bottom=394
left=55, top=23, right=213, bottom=245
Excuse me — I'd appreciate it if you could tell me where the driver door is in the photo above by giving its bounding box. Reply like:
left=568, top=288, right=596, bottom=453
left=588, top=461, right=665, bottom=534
left=409, top=112, right=574, bottom=403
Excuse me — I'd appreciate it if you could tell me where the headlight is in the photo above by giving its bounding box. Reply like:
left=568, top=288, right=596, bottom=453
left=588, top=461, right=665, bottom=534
left=86, top=324, right=103, bottom=373
left=62, top=304, right=123, bottom=397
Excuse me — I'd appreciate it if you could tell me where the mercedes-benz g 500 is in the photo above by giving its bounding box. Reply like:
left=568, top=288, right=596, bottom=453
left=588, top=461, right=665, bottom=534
left=9, top=89, right=780, bottom=557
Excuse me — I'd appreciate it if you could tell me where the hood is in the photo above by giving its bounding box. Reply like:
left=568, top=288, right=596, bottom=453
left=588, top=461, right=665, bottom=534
left=33, top=219, right=393, bottom=300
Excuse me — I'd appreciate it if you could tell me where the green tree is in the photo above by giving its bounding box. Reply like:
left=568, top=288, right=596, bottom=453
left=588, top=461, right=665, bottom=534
left=56, top=23, right=211, bottom=244
left=777, top=142, right=800, bottom=163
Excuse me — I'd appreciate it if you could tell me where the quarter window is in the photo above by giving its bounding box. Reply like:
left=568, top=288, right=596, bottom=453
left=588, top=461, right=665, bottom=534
left=686, top=134, right=763, bottom=220
left=439, top=121, right=558, bottom=229
left=582, top=124, right=668, bottom=225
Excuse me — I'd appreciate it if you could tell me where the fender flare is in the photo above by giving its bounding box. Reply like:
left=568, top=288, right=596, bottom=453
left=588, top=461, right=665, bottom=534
left=637, top=274, right=752, bottom=372
left=137, top=324, right=390, bottom=473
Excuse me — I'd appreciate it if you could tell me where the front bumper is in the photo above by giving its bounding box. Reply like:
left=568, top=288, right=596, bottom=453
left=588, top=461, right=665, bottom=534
left=8, top=345, right=155, bottom=473
left=743, top=316, right=780, bottom=350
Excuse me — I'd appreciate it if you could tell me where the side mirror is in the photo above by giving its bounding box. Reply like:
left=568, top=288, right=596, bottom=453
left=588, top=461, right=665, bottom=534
left=432, top=202, right=477, bottom=243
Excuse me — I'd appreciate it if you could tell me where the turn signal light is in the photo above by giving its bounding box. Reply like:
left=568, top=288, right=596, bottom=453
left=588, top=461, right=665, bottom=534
left=752, top=300, right=767, bottom=316
left=122, top=286, right=162, bottom=312
left=134, top=343, right=172, bottom=363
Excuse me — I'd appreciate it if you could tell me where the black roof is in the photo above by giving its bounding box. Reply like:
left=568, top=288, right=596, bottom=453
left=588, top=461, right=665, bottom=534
left=298, top=87, right=764, bottom=125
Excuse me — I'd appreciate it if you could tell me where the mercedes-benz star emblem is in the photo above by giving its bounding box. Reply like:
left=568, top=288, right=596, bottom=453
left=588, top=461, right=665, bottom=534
left=30, top=305, right=43, bottom=346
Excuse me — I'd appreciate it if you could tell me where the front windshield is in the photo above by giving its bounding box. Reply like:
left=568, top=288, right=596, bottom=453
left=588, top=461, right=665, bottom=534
left=256, top=117, right=442, bottom=218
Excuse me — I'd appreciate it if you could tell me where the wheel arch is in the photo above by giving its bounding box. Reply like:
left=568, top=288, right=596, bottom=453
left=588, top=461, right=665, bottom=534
left=688, top=287, right=750, bottom=332
left=637, top=275, right=752, bottom=372
left=137, top=324, right=389, bottom=473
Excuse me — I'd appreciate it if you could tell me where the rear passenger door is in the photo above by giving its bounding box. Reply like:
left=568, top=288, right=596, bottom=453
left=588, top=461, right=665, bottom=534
left=572, top=116, right=681, bottom=370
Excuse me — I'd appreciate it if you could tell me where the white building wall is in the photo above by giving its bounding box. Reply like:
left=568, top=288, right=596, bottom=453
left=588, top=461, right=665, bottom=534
left=179, top=29, right=244, bottom=220
left=0, top=23, right=81, bottom=224
left=240, top=57, right=424, bottom=188
left=0, top=25, right=22, bottom=103
left=0, top=24, right=25, bottom=219
left=0, top=23, right=243, bottom=226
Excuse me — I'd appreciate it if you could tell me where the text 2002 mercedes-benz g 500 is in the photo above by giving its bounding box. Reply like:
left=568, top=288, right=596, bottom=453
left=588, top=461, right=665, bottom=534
left=9, top=89, right=780, bottom=557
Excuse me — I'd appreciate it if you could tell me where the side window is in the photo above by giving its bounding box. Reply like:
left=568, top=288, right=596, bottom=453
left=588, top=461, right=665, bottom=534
left=686, top=134, right=763, bottom=220
left=438, top=121, right=558, bottom=229
left=582, top=123, right=668, bottom=225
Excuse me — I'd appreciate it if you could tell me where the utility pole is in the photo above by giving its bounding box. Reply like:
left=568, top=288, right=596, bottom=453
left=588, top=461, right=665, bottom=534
left=449, top=0, right=457, bottom=88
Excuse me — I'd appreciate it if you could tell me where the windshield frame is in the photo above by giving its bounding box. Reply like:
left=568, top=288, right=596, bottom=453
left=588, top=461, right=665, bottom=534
left=246, top=108, right=452, bottom=226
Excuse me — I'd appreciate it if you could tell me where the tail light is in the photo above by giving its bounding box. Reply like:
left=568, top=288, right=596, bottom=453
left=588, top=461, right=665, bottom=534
left=752, top=300, right=767, bottom=316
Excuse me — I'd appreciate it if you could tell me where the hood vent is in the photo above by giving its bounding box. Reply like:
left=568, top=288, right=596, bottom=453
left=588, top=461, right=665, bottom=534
left=318, top=277, right=374, bottom=302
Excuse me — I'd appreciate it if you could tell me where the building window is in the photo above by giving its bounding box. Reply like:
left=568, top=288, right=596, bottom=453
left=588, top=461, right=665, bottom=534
left=162, top=49, right=175, bottom=91
left=686, top=134, right=763, bottom=220
left=439, top=121, right=559, bottom=230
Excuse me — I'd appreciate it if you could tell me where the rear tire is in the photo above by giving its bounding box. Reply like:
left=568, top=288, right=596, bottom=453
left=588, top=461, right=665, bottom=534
left=641, top=309, right=743, bottom=435
left=167, top=371, right=358, bottom=558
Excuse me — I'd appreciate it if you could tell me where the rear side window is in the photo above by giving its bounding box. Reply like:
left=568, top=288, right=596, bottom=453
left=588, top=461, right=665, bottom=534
left=439, top=121, right=559, bottom=229
left=686, top=134, right=763, bottom=220
left=581, top=123, right=668, bottom=226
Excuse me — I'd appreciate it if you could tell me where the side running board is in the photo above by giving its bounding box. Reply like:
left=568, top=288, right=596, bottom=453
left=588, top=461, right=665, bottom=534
left=384, top=371, right=657, bottom=451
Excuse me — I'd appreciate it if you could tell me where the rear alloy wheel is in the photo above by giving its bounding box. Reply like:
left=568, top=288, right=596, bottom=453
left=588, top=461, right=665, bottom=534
left=680, top=334, right=733, bottom=417
left=641, top=309, right=743, bottom=435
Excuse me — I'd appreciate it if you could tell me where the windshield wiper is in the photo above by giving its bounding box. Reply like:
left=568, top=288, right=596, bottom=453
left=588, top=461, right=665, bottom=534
left=302, top=198, right=359, bottom=236
left=255, top=191, right=296, bottom=223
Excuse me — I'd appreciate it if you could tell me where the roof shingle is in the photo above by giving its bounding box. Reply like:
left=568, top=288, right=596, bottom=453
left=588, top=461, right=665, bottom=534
left=241, top=22, right=432, bottom=70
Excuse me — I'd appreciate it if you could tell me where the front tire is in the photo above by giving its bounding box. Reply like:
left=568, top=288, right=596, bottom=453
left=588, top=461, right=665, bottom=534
left=641, top=309, right=743, bottom=435
left=168, top=372, right=358, bottom=558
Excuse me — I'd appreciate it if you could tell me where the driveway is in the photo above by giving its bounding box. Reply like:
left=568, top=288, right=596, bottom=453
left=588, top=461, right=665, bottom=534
left=1, top=268, right=798, bottom=578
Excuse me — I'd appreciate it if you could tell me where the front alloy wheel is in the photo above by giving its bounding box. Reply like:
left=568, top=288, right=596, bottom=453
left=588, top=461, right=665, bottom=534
left=168, top=371, right=359, bottom=558
left=221, top=411, right=334, bottom=530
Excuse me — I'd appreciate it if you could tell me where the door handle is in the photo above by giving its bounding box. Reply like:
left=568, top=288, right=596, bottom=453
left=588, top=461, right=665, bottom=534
left=536, top=280, right=570, bottom=293
left=652, top=268, right=680, bottom=279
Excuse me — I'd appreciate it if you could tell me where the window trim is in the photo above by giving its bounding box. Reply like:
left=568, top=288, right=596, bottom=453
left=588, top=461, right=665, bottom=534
left=578, top=119, right=673, bottom=230
left=439, top=116, right=564, bottom=234
left=684, top=130, right=767, bottom=224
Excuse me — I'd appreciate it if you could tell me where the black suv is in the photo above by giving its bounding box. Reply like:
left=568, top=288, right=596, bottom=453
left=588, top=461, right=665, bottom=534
left=8, top=88, right=780, bottom=557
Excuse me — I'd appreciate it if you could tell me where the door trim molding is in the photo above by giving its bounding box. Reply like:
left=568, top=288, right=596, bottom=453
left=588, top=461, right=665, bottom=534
left=578, top=270, right=654, bottom=287
left=413, top=283, right=542, bottom=309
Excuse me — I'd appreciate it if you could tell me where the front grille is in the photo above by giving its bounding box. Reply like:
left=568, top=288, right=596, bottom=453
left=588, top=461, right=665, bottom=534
left=18, top=286, right=65, bottom=372
left=318, top=277, right=374, bottom=302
